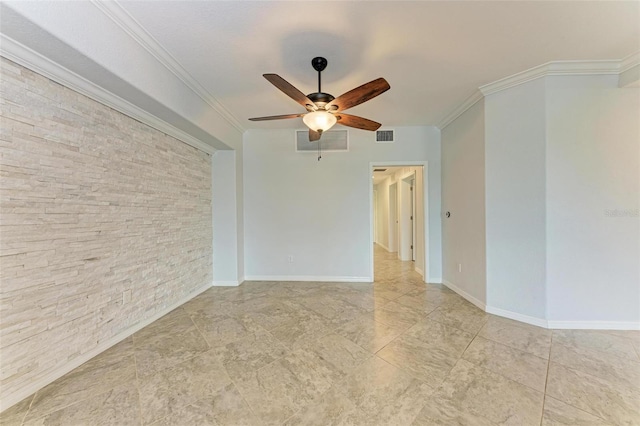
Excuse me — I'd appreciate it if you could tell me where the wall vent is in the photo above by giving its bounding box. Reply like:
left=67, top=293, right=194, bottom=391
left=295, top=130, right=349, bottom=152
left=375, top=129, right=395, bottom=143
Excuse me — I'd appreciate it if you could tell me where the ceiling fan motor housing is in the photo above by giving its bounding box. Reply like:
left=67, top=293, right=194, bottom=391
left=311, top=57, right=328, bottom=72
left=307, top=92, right=335, bottom=107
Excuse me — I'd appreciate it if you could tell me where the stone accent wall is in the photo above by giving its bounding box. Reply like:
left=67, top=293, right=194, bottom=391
left=0, top=58, right=213, bottom=403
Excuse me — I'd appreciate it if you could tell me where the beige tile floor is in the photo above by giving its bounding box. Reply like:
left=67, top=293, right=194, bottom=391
left=3, top=245, right=640, bottom=425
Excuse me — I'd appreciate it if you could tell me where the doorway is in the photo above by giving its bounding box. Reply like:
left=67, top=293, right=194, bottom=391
left=370, top=163, right=428, bottom=282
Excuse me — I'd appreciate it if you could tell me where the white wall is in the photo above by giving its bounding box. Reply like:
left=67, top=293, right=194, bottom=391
left=485, top=79, right=547, bottom=320
left=546, top=75, right=640, bottom=325
left=441, top=73, right=639, bottom=328
left=441, top=101, right=487, bottom=305
left=243, top=126, right=441, bottom=282
left=212, top=150, right=244, bottom=285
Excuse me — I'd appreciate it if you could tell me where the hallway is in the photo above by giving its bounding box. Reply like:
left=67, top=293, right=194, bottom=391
left=3, top=245, right=639, bottom=425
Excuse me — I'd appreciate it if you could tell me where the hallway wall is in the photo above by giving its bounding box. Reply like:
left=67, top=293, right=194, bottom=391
left=375, top=167, right=427, bottom=277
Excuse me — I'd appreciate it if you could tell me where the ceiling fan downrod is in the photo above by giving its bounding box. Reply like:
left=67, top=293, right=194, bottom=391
left=308, top=57, right=334, bottom=107
left=311, top=57, right=327, bottom=93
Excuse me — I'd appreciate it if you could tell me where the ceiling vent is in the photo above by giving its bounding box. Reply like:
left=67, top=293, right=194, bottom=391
left=375, top=129, right=395, bottom=143
left=296, top=130, right=349, bottom=152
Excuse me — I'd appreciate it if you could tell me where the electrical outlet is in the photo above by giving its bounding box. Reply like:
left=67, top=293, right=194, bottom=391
left=457, top=263, right=462, bottom=273
left=122, top=289, right=132, bottom=304
left=287, top=255, right=294, bottom=263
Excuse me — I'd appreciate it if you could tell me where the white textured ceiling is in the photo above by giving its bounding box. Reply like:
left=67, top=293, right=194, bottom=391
left=117, top=0, right=639, bottom=128
left=2, top=1, right=639, bottom=138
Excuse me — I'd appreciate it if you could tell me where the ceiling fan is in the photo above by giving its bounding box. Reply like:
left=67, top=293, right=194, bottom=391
left=249, top=57, right=390, bottom=141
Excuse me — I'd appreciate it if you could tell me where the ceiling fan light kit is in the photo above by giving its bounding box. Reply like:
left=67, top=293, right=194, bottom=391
left=249, top=57, right=390, bottom=142
left=302, top=110, right=337, bottom=132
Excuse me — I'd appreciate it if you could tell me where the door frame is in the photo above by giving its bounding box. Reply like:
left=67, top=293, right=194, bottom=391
left=369, top=161, right=429, bottom=282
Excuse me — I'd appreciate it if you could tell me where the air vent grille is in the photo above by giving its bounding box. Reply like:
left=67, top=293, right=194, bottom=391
left=376, top=129, right=394, bottom=143
left=296, top=130, right=349, bottom=152
left=373, top=168, right=387, bottom=172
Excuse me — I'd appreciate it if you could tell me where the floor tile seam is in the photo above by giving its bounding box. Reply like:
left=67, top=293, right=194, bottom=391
left=491, top=317, right=552, bottom=335
left=234, top=329, right=291, bottom=378
left=544, top=363, right=640, bottom=423
left=550, top=338, right=640, bottom=365
left=370, top=320, right=415, bottom=355
left=550, top=340, right=640, bottom=376
left=475, top=332, right=550, bottom=360
left=132, top=341, right=144, bottom=426
left=373, top=352, right=446, bottom=391
left=25, top=378, right=139, bottom=425
left=458, top=348, right=549, bottom=396
left=220, top=374, right=261, bottom=425
left=16, top=394, right=35, bottom=426
left=22, top=361, right=138, bottom=423
left=542, top=394, right=611, bottom=424
left=347, top=354, right=437, bottom=419
left=547, top=359, right=640, bottom=396
left=461, top=400, right=521, bottom=426
left=597, top=329, right=640, bottom=342
left=133, top=347, right=205, bottom=386
left=421, top=315, right=479, bottom=338
left=185, top=306, right=218, bottom=350
left=368, top=309, right=425, bottom=330
left=457, top=356, right=548, bottom=401
left=279, top=409, right=299, bottom=425
left=276, top=323, right=335, bottom=350
left=467, top=334, right=549, bottom=363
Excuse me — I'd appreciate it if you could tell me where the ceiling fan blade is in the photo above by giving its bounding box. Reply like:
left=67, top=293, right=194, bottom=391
left=263, top=74, right=316, bottom=111
left=335, top=113, right=382, bottom=131
left=326, top=78, right=390, bottom=112
left=309, top=129, right=321, bottom=141
left=248, top=113, right=305, bottom=121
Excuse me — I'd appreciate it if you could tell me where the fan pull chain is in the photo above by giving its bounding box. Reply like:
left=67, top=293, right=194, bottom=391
left=317, top=141, right=322, bottom=161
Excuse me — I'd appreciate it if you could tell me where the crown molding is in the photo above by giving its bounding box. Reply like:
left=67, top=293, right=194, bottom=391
left=436, top=90, right=484, bottom=130
left=91, top=0, right=245, bottom=133
left=0, top=34, right=216, bottom=155
left=479, top=60, right=621, bottom=96
left=439, top=57, right=632, bottom=130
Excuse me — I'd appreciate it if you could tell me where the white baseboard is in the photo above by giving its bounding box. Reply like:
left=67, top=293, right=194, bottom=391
left=428, top=277, right=443, bottom=284
left=375, top=242, right=391, bottom=252
left=485, top=305, right=548, bottom=329
left=442, top=279, right=486, bottom=310
left=212, top=280, right=241, bottom=286
left=414, top=267, right=424, bottom=277
left=1, top=282, right=212, bottom=413
left=244, top=275, right=373, bottom=283
left=547, top=320, right=640, bottom=330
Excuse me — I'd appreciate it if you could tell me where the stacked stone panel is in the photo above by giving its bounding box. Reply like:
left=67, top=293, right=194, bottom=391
left=0, top=58, right=213, bottom=402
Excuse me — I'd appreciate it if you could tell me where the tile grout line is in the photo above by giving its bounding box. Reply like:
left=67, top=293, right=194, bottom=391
left=132, top=340, right=144, bottom=426
left=18, top=394, right=35, bottom=426
left=540, top=331, right=552, bottom=426
left=543, top=331, right=624, bottom=424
